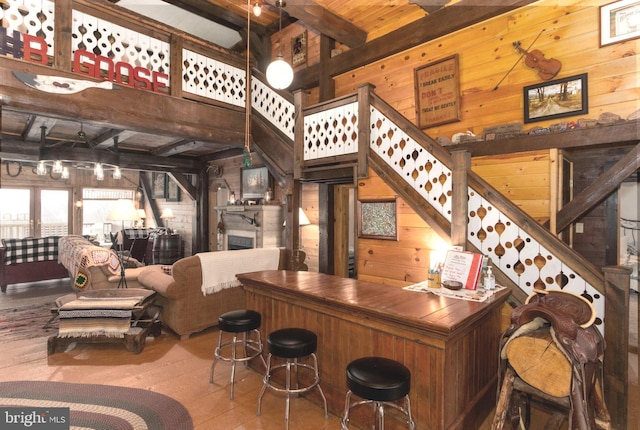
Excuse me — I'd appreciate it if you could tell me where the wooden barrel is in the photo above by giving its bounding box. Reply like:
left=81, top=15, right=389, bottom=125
left=153, top=234, right=181, bottom=264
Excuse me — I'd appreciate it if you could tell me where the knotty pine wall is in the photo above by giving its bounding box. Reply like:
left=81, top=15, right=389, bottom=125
left=272, top=0, right=638, bottom=285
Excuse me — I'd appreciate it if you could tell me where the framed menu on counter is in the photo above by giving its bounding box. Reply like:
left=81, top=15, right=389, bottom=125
left=441, top=250, right=484, bottom=290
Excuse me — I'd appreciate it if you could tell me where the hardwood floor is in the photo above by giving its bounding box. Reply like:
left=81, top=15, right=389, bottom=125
left=1, top=280, right=637, bottom=430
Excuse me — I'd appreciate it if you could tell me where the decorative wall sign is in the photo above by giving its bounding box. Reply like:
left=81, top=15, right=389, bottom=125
left=523, top=73, right=588, bottom=123
left=152, top=173, right=166, bottom=198
left=292, top=31, right=307, bottom=67
left=358, top=199, right=398, bottom=240
left=600, top=0, right=640, bottom=46
left=414, top=54, right=461, bottom=128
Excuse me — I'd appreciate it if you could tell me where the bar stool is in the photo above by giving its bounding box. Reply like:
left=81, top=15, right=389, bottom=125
left=341, top=356, right=415, bottom=430
left=257, top=327, right=328, bottom=429
left=209, top=309, right=266, bottom=400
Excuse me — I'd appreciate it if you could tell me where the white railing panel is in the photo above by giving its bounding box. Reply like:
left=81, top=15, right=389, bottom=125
left=467, top=191, right=605, bottom=330
left=251, top=77, right=294, bottom=140
left=0, top=0, right=55, bottom=55
left=370, top=106, right=452, bottom=221
left=303, top=101, right=358, bottom=161
left=71, top=10, right=170, bottom=79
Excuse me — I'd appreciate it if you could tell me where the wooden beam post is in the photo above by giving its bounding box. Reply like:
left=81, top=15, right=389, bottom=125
left=293, top=89, right=308, bottom=180
left=602, top=265, right=631, bottom=430
left=357, top=83, right=375, bottom=179
left=450, top=148, right=470, bottom=248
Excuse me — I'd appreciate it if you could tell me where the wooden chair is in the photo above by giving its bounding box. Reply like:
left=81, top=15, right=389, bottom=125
left=492, top=289, right=610, bottom=430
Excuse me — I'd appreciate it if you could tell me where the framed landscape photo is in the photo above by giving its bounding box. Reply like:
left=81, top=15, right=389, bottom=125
left=241, top=166, right=271, bottom=200
left=523, top=73, right=588, bottom=123
left=357, top=198, right=398, bottom=240
left=600, top=0, right=640, bottom=46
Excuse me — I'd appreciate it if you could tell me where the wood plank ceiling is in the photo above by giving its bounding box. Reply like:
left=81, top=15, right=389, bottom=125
left=1, top=0, right=534, bottom=169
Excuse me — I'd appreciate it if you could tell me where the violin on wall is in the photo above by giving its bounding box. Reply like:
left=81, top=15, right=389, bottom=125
left=513, top=41, right=561, bottom=80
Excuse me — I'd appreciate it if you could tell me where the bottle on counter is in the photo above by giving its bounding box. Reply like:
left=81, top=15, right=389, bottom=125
left=484, top=266, right=496, bottom=290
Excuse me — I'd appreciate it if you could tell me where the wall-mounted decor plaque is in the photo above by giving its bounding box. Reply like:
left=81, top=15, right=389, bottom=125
left=414, top=54, right=461, bottom=128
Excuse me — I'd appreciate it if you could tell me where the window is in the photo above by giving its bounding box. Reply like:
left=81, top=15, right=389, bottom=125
left=81, top=188, right=135, bottom=242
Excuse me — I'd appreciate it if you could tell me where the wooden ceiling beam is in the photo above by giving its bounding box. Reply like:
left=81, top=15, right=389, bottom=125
left=291, top=0, right=536, bottom=90
left=270, top=0, right=367, bottom=48
left=152, top=139, right=205, bottom=157
left=0, top=58, right=246, bottom=147
left=163, top=0, right=270, bottom=37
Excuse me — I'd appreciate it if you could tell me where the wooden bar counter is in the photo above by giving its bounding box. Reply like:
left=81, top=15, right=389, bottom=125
left=237, top=270, right=511, bottom=430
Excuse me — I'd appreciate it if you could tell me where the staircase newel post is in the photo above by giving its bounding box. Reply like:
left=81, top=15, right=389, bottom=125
left=357, top=83, right=375, bottom=179
left=449, top=148, right=471, bottom=248
left=602, top=265, right=631, bottom=430
left=293, top=89, right=308, bottom=181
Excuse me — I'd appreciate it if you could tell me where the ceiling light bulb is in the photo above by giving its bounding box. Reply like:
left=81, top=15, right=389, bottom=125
left=113, top=166, right=122, bottom=180
left=266, top=55, right=293, bottom=89
left=36, top=161, right=46, bottom=176
left=61, top=166, right=70, bottom=179
left=53, top=160, right=63, bottom=174
left=253, top=2, right=261, bottom=16
left=94, top=163, right=104, bottom=181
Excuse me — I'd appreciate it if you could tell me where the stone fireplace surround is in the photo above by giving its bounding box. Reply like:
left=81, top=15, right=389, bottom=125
left=215, top=205, right=283, bottom=251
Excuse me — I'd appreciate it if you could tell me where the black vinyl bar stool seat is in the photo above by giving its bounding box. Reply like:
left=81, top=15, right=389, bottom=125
left=210, top=309, right=266, bottom=400
left=342, top=357, right=415, bottom=429
left=257, top=328, right=328, bottom=430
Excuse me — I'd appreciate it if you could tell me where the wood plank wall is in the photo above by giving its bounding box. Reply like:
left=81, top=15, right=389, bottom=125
left=272, top=0, right=638, bottom=281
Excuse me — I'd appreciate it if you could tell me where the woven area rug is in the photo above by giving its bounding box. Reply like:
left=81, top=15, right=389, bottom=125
left=0, top=380, right=193, bottom=430
left=0, top=301, right=58, bottom=343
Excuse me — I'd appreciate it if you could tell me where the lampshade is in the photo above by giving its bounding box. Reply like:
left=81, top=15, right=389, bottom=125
left=299, top=207, right=311, bottom=226
left=136, top=209, right=146, bottom=219
left=266, top=55, right=293, bottom=89
left=106, top=199, right=140, bottom=222
left=160, top=208, right=175, bottom=219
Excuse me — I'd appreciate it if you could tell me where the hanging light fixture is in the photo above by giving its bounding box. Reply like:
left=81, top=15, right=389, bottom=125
left=266, top=0, right=293, bottom=90
left=252, top=2, right=261, bottom=16
left=61, top=166, right=70, bottom=179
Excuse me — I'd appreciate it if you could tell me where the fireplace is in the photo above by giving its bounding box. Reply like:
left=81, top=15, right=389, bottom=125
left=216, top=205, right=283, bottom=251
left=227, top=234, right=254, bottom=250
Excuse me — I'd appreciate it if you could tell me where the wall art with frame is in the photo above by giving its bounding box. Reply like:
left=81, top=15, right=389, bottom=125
left=152, top=172, right=166, bottom=199
left=166, top=176, right=181, bottom=202
left=523, top=73, right=588, bottom=124
left=241, top=166, right=272, bottom=200
left=357, top=198, right=398, bottom=240
left=414, top=54, right=461, bottom=128
left=600, top=0, right=640, bottom=46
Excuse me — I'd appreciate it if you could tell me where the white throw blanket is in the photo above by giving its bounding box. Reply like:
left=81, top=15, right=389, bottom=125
left=197, top=248, right=280, bottom=295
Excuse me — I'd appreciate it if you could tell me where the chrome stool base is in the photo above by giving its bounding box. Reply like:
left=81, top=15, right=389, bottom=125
left=210, top=310, right=266, bottom=400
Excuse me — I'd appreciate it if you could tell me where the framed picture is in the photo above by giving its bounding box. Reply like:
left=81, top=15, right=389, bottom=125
left=292, top=31, right=307, bottom=67
left=357, top=198, right=398, bottom=240
left=600, top=0, right=640, bottom=46
left=166, top=176, right=181, bottom=202
left=241, top=166, right=271, bottom=200
left=523, top=73, right=588, bottom=124
left=152, top=172, right=166, bottom=198
left=414, top=54, right=461, bottom=128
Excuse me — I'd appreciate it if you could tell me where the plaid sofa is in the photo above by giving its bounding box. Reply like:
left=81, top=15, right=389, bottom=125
left=0, top=236, right=69, bottom=292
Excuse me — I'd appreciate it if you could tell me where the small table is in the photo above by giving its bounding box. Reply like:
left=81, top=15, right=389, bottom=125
left=47, top=288, right=161, bottom=355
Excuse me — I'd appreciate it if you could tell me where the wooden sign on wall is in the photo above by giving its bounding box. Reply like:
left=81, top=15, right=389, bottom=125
left=414, top=54, right=461, bottom=128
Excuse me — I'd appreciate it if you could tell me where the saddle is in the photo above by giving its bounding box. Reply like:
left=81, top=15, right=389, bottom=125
left=494, top=289, right=610, bottom=430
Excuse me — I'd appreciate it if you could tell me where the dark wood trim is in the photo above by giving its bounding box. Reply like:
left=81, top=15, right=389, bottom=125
left=318, top=183, right=334, bottom=274
left=556, top=143, right=640, bottom=231
left=456, top=120, right=640, bottom=157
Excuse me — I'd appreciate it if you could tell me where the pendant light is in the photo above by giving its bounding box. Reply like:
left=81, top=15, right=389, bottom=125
left=266, top=0, right=293, bottom=90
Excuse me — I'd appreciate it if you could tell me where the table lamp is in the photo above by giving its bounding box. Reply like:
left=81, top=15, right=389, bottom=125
left=160, top=208, right=175, bottom=233
left=136, top=209, right=146, bottom=228
left=106, top=199, right=140, bottom=288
